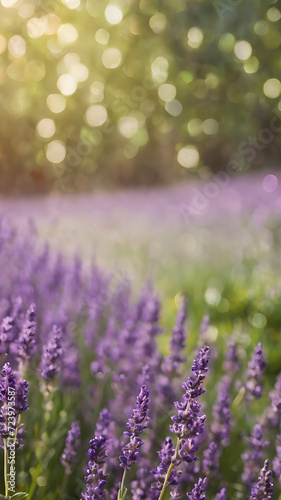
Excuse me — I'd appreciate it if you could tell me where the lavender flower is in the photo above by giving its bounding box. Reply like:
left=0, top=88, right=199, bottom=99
left=170, top=346, right=210, bottom=463
left=242, top=424, right=269, bottom=487
left=162, top=298, right=187, bottom=374
left=151, top=437, right=181, bottom=491
left=246, top=343, right=267, bottom=399
left=186, top=477, right=207, bottom=500
left=40, top=325, right=63, bottom=382
left=250, top=460, right=274, bottom=500
left=81, top=436, right=108, bottom=500
left=16, top=303, right=37, bottom=361
left=215, top=488, right=227, bottom=500
left=203, top=441, right=220, bottom=476
left=272, top=435, right=281, bottom=479
left=119, top=385, right=150, bottom=469
left=0, top=316, right=14, bottom=354
left=211, top=377, right=231, bottom=447
left=61, top=421, right=81, bottom=475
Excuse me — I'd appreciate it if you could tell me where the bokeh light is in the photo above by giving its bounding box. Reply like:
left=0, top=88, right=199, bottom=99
left=104, top=5, right=123, bottom=25
left=8, top=36, right=26, bottom=58
left=85, top=105, right=108, bottom=126
left=47, top=94, right=67, bottom=114
left=149, top=13, right=167, bottom=34
left=36, top=119, right=56, bottom=139
left=263, top=78, right=281, bottom=98
left=118, top=116, right=138, bottom=138
left=102, top=48, right=122, bottom=68
left=234, top=41, right=252, bottom=60
left=177, top=146, right=199, bottom=168
left=158, top=84, right=177, bottom=102
left=46, top=140, right=66, bottom=163
left=57, top=74, right=77, bottom=96
left=57, top=24, right=78, bottom=45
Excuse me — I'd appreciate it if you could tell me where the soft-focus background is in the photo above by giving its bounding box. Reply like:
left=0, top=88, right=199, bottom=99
left=0, top=0, right=281, bottom=193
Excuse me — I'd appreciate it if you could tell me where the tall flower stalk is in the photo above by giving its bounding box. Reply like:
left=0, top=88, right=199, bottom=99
left=118, top=385, right=150, bottom=500
left=152, top=346, right=210, bottom=500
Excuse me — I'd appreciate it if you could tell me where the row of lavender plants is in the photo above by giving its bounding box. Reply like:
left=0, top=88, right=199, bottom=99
left=0, top=218, right=280, bottom=500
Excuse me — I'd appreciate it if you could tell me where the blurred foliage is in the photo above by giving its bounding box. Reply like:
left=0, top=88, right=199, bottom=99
left=0, top=0, right=281, bottom=193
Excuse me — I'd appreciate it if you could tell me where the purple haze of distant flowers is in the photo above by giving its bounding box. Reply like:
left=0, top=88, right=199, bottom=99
left=81, top=436, right=108, bottom=500
left=16, top=303, right=37, bottom=361
left=40, top=325, right=63, bottom=382
left=0, top=362, right=29, bottom=438
left=119, top=385, right=150, bottom=470
left=242, top=424, right=269, bottom=487
left=250, top=460, right=274, bottom=500
left=186, top=477, right=207, bottom=500
left=246, top=343, right=267, bottom=399
left=61, top=421, right=81, bottom=475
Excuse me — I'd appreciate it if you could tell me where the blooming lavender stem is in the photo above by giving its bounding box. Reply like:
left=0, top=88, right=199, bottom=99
left=118, top=385, right=150, bottom=500
left=186, top=477, right=207, bottom=500
left=16, top=303, right=37, bottom=364
left=215, top=487, right=227, bottom=500
left=242, top=424, right=269, bottom=487
left=153, top=347, right=210, bottom=500
left=81, top=436, right=108, bottom=500
left=40, top=324, right=63, bottom=382
left=250, top=460, right=274, bottom=500
left=246, top=343, right=267, bottom=399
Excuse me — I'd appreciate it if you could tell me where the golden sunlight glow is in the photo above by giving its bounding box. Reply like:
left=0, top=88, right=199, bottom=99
left=57, top=24, right=78, bottom=45
left=263, top=78, right=281, bottom=98
left=149, top=13, right=167, bottom=34
left=158, top=84, right=176, bottom=102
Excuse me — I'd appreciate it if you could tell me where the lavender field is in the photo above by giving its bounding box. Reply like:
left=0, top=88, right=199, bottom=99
left=0, top=172, right=281, bottom=500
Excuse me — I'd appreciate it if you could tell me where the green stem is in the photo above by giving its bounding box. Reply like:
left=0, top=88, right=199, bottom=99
left=118, top=469, right=127, bottom=500
left=157, top=438, right=180, bottom=500
left=4, top=438, right=8, bottom=498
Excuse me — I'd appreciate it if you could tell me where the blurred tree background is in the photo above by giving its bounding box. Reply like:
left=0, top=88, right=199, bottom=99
left=0, top=0, right=281, bottom=193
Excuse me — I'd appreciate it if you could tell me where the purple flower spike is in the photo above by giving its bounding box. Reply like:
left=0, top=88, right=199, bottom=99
left=151, top=437, right=180, bottom=491
left=0, top=316, right=15, bottom=354
left=246, top=343, right=267, bottom=399
left=215, top=488, right=227, bottom=500
left=16, top=303, right=37, bottom=361
left=61, top=421, right=81, bottom=475
left=186, top=477, right=207, bottom=500
left=250, top=460, right=274, bottom=500
left=40, top=325, right=63, bottom=382
left=242, top=424, right=269, bottom=487
left=81, top=436, right=108, bottom=500
left=119, top=385, right=150, bottom=470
